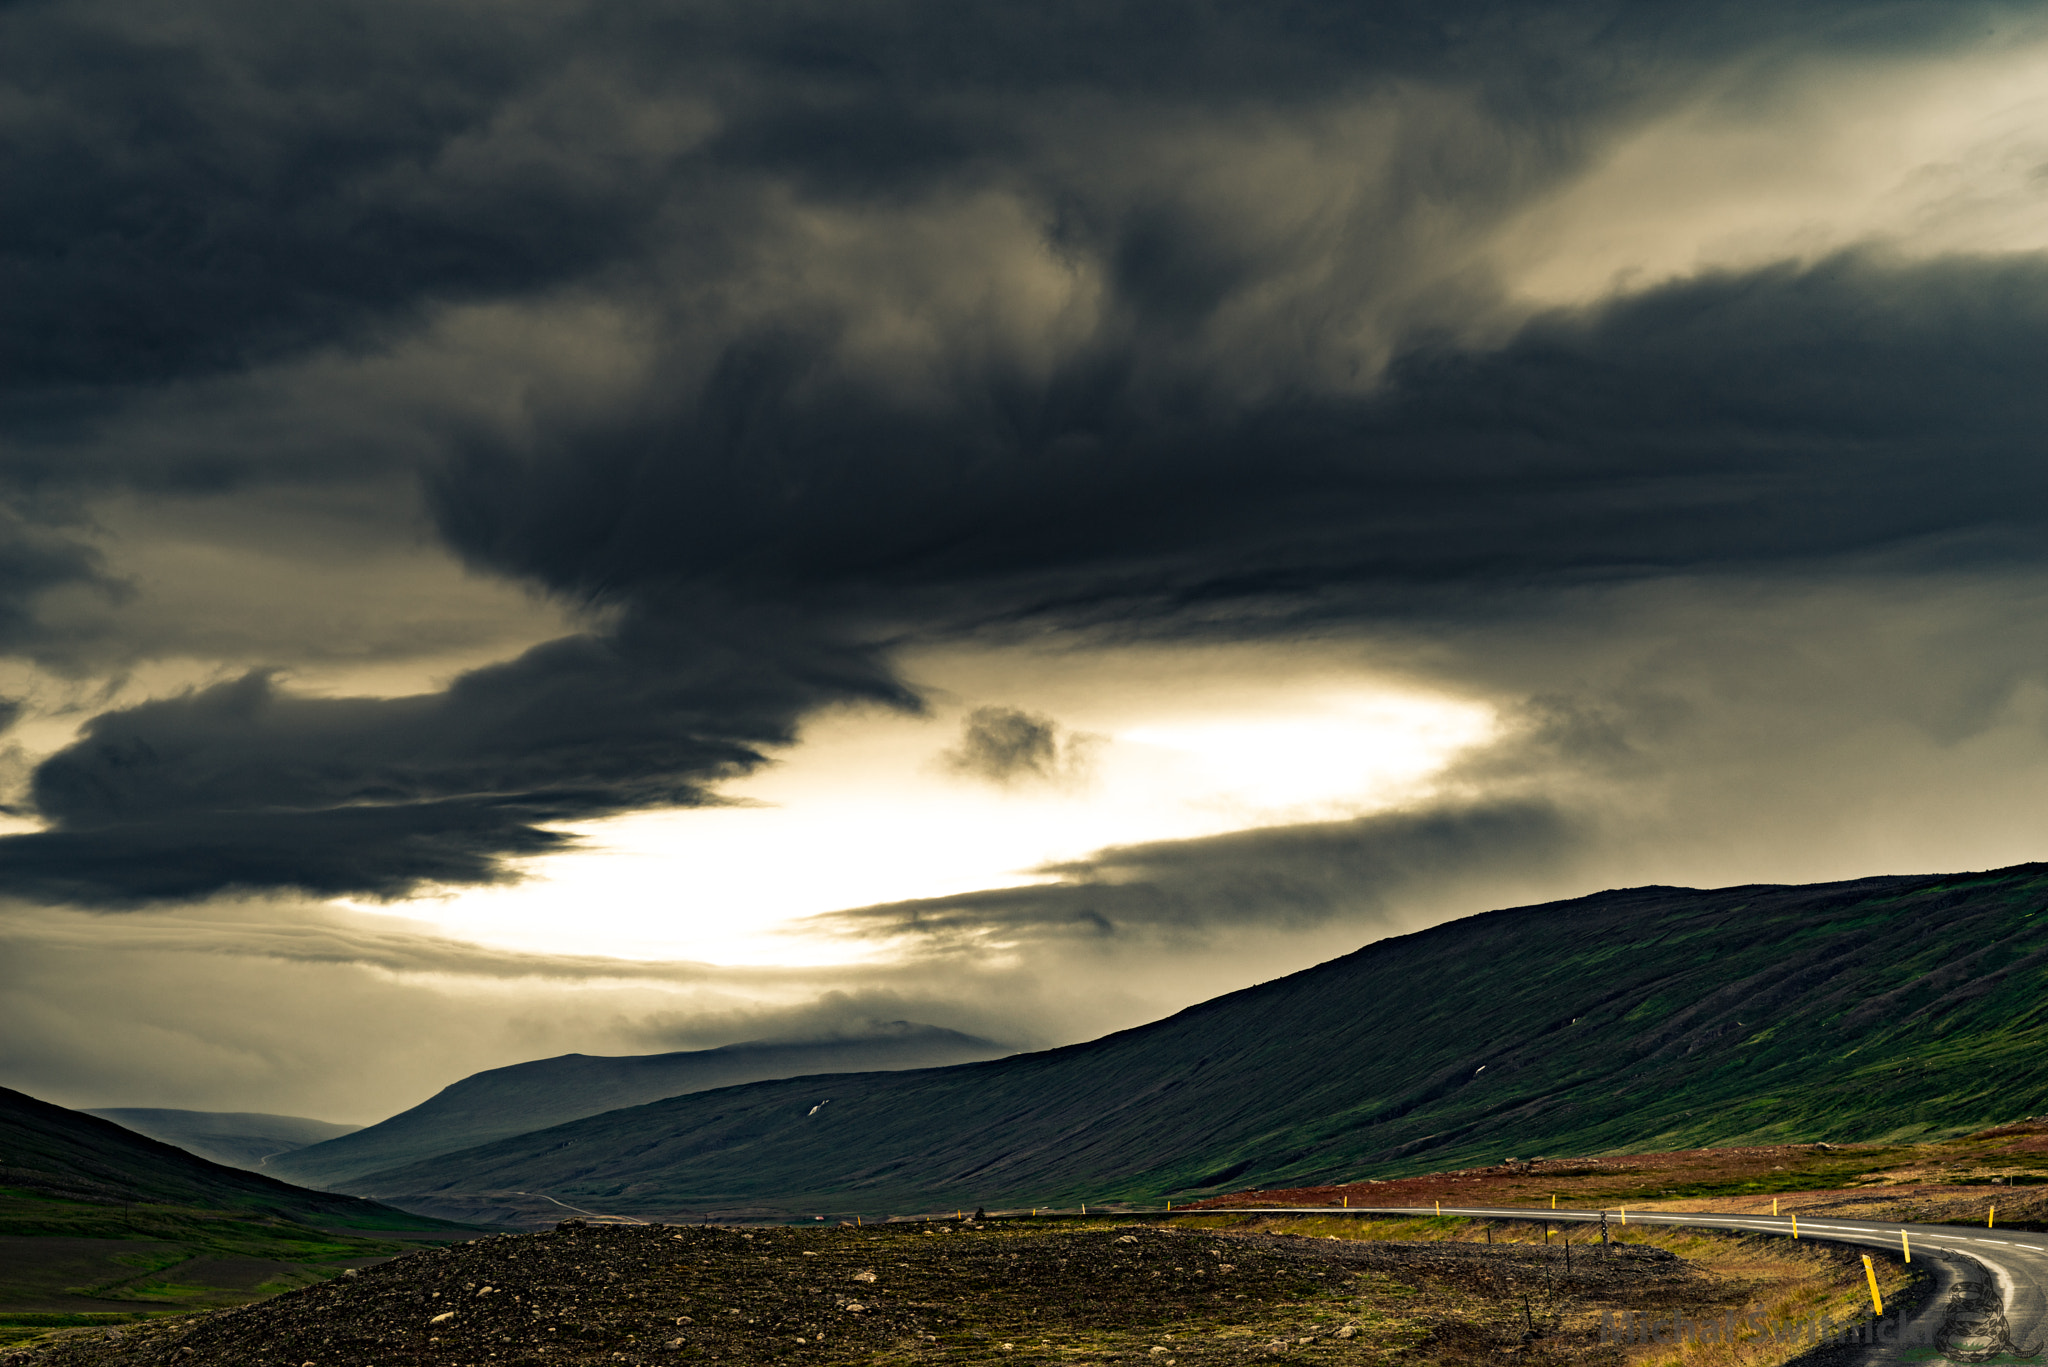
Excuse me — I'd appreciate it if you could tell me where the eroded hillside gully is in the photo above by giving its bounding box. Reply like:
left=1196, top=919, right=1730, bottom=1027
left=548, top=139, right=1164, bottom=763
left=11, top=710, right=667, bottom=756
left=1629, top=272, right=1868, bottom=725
left=2, top=1214, right=1916, bottom=1367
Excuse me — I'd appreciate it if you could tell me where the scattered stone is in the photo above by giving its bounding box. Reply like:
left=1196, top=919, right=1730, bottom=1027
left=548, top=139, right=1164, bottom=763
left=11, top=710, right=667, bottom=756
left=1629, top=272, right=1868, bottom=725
left=0, top=1219, right=1717, bottom=1366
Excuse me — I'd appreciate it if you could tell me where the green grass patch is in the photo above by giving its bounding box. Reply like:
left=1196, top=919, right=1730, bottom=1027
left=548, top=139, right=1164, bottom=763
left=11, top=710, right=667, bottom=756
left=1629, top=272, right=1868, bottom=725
left=0, top=1311, right=176, bottom=1350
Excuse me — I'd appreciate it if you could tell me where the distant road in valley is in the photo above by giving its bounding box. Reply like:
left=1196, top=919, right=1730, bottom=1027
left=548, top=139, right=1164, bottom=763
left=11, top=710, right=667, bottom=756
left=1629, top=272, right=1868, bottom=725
left=514, top=1190, right=650, bottom=1224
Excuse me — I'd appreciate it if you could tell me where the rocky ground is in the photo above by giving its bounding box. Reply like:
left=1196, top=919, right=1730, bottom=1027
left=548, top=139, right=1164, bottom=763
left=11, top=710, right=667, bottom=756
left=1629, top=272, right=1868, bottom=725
left=0, top=1217, right=1740, bottom=1367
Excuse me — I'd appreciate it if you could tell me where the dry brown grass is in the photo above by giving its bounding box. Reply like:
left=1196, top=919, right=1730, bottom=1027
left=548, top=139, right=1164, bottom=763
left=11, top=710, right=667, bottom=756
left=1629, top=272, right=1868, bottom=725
left=1193, top=1118, right=2048, bottom=1235
left=1192, top=1214, right=1917, bottom=1367
left=1601, top=1225, right=1912, bottom=1367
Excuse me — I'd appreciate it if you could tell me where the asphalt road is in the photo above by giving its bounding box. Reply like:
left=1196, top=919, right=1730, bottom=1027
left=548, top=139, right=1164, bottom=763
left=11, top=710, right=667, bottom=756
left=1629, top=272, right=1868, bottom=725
left=1210, top=1205, right=2048, bottom=1363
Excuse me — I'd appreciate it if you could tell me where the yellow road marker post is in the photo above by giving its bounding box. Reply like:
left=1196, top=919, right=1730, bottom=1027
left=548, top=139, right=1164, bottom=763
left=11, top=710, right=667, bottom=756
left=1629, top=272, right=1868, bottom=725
left=1863, top=1255, right=1884, bottom=1315
left=1772, top=1198, right=1778, bottom=1216
left=1792, top=1214, right=1798, bottom=1239
left=1435, top=1200, right=1441, bottom=1215
left=1551, top=1195, right=1557, bottom=1209
left=1902, top=1231, right=1911, bottom=1263
left=1990, top=1205, right=1996, bottom=1228
left=1343, top=1196, right=1348, bottom=1208
left=1620, top=1206, right=1627, bottom=1225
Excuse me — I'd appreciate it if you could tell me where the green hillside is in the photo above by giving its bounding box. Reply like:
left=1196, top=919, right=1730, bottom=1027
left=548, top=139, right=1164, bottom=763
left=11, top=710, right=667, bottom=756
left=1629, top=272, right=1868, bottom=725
left=0, top=1086, right=429, bottom=1229
left=350, top=864, right=2048, bottom=1223
left=0, top=1087, right=470, bottom=1335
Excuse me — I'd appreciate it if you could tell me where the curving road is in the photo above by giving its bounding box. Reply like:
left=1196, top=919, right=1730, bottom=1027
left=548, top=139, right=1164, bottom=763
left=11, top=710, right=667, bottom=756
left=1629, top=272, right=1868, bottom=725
left=512, top=1190, right=649, bottom=1224
left=1210, top=1206, right=2048, bottom=1363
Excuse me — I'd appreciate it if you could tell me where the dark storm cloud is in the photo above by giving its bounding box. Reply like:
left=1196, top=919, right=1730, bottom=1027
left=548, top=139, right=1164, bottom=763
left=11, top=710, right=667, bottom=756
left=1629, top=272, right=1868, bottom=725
left=17, top=251, right=2048, bottom=901
left=816, top=797, right=1579, bottom=948
left=939, top=706, right=1098, bottom=787
left=0, top=1, right=661, bottom=396
left=436, top=250, right=2048, bottom=627
left=0, top=509, right=115, bottom=658
left=5, top=0, right=2048, bottom=904
left=0, top=606, right=913, bottom=903
left=3, top=0, right=2024, bottom=402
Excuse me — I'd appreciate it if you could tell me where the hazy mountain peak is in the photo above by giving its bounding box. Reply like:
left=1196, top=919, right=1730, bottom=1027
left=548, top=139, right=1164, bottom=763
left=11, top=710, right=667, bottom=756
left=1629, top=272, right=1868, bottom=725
left=83, top=1108, right=363, bottom=1173
left=266, top=1022, right=1006, bottom=1189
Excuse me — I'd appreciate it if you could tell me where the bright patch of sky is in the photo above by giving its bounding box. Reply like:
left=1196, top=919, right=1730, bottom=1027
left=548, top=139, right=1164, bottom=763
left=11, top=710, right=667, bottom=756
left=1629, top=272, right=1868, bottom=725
left=379, top=652, right=1496, bottom=965
left=1495, top=31, right=2048, bottom=304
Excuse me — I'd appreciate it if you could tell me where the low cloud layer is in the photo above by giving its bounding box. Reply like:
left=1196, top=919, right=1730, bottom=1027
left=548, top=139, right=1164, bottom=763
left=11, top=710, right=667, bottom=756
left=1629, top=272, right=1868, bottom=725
left=14, top=249, right=2048, bottom=903
left=821, top=797, right=1579, bottom=950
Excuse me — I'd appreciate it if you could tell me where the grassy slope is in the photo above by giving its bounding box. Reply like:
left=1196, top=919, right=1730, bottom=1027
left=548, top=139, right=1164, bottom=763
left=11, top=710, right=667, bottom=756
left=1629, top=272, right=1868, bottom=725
left=0, top=1086, right=444, bottom=1229
left=0, top=1087, right=472, bottom=1328
left=268, top=1027, right=1005, bottom=1190
left=352, top=864, right=2048, bottom=1220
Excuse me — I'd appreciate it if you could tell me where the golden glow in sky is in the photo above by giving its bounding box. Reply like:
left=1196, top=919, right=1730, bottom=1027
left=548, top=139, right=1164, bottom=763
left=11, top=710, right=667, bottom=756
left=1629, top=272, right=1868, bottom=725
left=386, top=660, right=1496, bottom=965
left=1496, top=37, right=2048, bottom=305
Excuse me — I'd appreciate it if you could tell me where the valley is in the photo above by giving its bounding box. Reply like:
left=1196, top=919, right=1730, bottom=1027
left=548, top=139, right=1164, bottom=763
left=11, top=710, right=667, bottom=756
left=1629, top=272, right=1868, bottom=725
left=78, top=1112, right=360, bottom=1175
left=8, top=860, right=2048, bottom=1360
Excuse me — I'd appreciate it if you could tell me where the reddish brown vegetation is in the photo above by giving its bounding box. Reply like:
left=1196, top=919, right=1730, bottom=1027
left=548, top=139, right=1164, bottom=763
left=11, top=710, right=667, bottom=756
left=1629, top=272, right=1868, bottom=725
left=1190, top=1123, right=2048, bottom=1229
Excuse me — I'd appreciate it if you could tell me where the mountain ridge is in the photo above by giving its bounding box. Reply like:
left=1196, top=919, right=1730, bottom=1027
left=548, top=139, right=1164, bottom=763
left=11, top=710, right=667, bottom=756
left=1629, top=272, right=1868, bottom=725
left=336, top=863, right=2048, bottom=1224
left=82, top=1109, right=361, bottom=1172
left=267, top=1023, right=1005, bottom=1189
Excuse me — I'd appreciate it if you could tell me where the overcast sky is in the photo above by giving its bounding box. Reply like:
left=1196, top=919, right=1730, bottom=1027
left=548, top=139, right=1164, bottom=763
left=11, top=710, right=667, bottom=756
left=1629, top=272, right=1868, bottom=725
left=7, top=0, right=2048, bottom=1123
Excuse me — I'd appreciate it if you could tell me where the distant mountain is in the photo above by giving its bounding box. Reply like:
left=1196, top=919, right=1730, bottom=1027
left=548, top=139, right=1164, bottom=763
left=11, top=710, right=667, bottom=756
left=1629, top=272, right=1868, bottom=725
left=342, top=863, right=2048, bottom=1225
left=268, top=1022, right=1006, bottom=1190
left=84, top=1108, right=361, bottom=1171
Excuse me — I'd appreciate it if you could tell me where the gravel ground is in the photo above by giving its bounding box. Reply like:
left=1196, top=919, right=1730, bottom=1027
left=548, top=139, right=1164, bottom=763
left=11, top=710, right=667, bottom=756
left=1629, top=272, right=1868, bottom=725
left=0, top=1219, right=1707, bottom=1367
